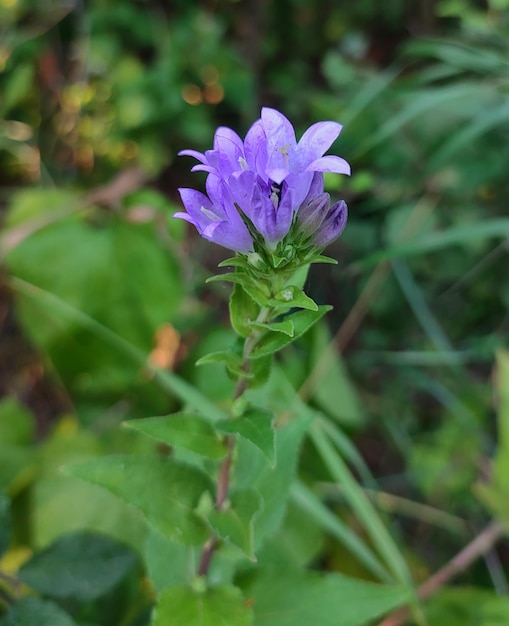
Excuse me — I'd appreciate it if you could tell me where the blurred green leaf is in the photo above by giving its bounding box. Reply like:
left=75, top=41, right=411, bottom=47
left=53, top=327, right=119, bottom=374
left=0, top=598, right=78, bottom=626
left=308, top=323, right=365, bottom=427
left=124, top=414, right=227, bottom=459
left=424, top=587, right=509, bottom=626
left=18, top=531, right=137, bottom=601
left=152, top=584, right=253, bottom=626
left=65, top=455, right=212, bottom=545
left=0, top=399, right=36, bottom=493
left=0, top=63, right=34, bottom=115
left=242, top=567, right=410, bottom=626
left=6, top=207, right=184, bottom=417
left=0, top=493, right=11, bottom=556
left=357, top=219, right=509, bottom=268
left=0, top=398, right=34, bottom=445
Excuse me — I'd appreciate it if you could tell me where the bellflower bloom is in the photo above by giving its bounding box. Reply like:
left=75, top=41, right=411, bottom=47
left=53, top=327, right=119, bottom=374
left=176, top=107, right=350, bottom=254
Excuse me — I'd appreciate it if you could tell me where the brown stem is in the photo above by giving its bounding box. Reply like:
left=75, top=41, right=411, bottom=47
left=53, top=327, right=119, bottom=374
left=378, top=521, right=505, bottom=626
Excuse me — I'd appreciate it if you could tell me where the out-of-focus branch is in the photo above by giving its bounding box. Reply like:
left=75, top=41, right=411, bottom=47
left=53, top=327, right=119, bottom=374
left=1, top=167, right=147, bottom=258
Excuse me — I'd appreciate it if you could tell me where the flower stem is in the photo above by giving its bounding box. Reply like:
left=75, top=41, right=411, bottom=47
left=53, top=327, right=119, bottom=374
left=197, top=306, right=271, bottom=578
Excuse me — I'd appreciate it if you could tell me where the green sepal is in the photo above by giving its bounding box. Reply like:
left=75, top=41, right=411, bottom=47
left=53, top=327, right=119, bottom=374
left=216, top=409, right=275, bottom=465
left=124, top=413, right=228, bottom=459
left=250, top=305, right=332, bottom=359
left=207, top=488, right=263, bottom=559
left=229, top=283, right=260, bottom=338
left=268, top=285, right=319, bottom=311
left=309, top=254, right=338, bottom=265
left=248, top=319, right=295, bottom=337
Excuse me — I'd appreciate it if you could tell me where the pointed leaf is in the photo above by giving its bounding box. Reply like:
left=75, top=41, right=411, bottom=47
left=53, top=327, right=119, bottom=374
left=249, top=319, right=294, bottom=337
left=217, top=410, right=275, bottom=465
left=64, top=455, right=212, bottom=545
left=230, top=283, right=262, bottom=338
left=208, top=488, right=263, bottom=559
left=125, top=414, right=227, bottom=459
left=208, top=274, right=270, bottom=307
left=243, top=567, right=410, bottom=626
left=268, top=285, right=318, bottom=311
left=251, top=306, right=332, bottom=359
left=152, top=584, right=253, bottom=626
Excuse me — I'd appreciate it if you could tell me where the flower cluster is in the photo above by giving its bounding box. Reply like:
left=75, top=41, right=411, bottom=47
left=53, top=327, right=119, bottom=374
left=175, top=108, right=350, bottom=257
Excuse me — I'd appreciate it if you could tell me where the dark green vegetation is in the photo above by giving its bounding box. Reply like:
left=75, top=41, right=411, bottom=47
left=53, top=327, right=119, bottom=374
left=1, top=1, right=509, bottom=625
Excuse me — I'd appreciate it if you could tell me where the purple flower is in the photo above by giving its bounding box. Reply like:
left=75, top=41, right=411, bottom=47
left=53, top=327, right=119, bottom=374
left=177, top=107, right=350, bottom=253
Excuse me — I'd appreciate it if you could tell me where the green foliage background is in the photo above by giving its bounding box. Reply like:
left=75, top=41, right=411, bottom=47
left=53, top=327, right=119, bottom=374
left=1, top=0, right=509, bottom=624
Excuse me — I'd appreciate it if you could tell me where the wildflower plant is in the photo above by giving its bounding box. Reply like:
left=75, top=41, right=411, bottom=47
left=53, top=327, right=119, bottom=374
left=64, top=109, right=411, bottom=625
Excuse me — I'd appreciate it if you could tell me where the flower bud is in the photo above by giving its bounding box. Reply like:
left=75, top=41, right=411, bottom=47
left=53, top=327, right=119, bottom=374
left=311, top=200, right=348, bottom=249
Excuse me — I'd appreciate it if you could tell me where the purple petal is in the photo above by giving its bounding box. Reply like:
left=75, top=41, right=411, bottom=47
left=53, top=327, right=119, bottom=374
left=261, top=108, right=298, bottom=180
left=297, top=121, right=342, bottom=165
left=244, top=120, right=268, bottom=177
left=178, top=188, right=223, bottom=227
left=306, top=155, right=351, bottom=176
left=214, top=127, right=244, bottom=153
left=178, top=149, right=207, bottom=163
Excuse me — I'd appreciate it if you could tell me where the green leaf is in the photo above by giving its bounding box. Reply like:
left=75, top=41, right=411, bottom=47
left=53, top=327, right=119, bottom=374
left=0, top=493, right=11, bottom=556
left=307, top=322, right=365, bottom=427
left=234, top=388, right=313, bottom=546
left=493, top=351, right=509, bottom=488
left=5, top=210, right=184, bottom=418
left=208, top=274, right=269, bottom=308
left=18, top=531, right=137, bottom=601
left=144, top=529, right=199, bottom=592
left=124, top=414, right=227, bottom=459
left=310, top=424, right=412, bottom=586
left=230, top=284, right=262, bottom=337
left=217, top=410, right=275, bottom=466
left=0, top=598, right=78, bottom=626
left=207, top=489, right=263, bottom=559
left=251, top=306, right=332, bottom=359
left=248, top=319, right=294, bottom=337
left=242, top=567, right=410, bottom=626
left=268, top=285, right=318, bottom=311
left=0, top=398, right=36, bottom=493
left=476, top=351, right=509, bottom=524
left=152, top=584, right=253, bottom=626
left=0, top=398, right=34, bottom=445
left=64, top=455, right=212, bottom=545
left=250, top=354, right=273, bottom=388
left=196, top=350, right=242, bottom=370
left=9, top=277, right=227, bottom=424
left=424, top=587, right=509, bottom=626
left=356, top=219, right=509, bottom=268
left=290, top=482, right=391, bottom=583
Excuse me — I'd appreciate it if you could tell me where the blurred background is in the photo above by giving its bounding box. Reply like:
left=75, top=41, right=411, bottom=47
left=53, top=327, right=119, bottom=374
left=1, top=0, right=509, bottom=622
